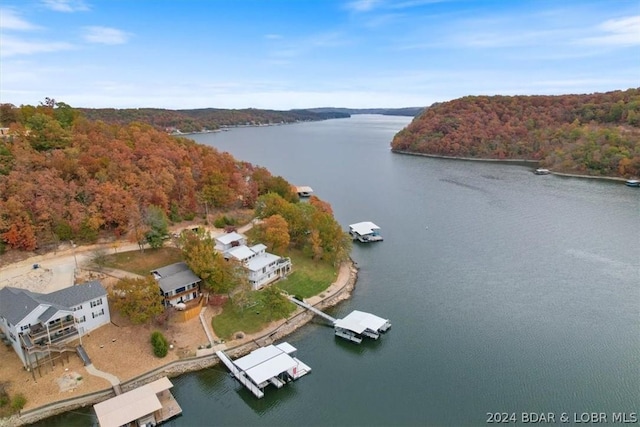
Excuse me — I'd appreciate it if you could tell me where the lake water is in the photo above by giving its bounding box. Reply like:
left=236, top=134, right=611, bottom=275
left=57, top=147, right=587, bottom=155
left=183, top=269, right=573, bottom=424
left=43, top=115, right=639, bottom=426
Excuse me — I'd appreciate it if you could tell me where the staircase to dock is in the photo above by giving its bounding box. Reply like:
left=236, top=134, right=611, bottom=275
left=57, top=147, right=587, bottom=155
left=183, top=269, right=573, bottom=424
left=287, top=296, right=337, bottom=324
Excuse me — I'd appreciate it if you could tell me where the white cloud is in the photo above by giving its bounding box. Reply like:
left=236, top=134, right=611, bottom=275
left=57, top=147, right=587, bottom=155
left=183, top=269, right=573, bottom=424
left=580, top=15, right=640, bottom=47
left=0, top=8, right=41, bottom=31
left=0, top=35, right=75, bottom=57
left=82, top=26, right=131, bottom=45
left=41, top=0, right=89, bottom=13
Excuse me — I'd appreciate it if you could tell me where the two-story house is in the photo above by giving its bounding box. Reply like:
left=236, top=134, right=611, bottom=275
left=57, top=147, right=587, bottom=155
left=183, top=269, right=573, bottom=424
left=0, top=280, right=110, bottom=370
left=151, top=262, right=202, bottom=307
left=225, top=243, right=292, bottom=290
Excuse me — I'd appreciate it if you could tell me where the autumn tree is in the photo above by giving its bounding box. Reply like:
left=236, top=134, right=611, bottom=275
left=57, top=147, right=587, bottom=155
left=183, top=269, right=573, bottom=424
left=180, top=229, right=240, bottom=295
left=110, top=276, right=164, bottom=324
left=257, top=214, right=290, bottom=254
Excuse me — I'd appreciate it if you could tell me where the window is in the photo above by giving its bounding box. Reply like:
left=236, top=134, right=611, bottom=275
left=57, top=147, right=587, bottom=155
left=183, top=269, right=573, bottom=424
left=20, top=324, right=31, bottom=331
left=73, top=305, right=83, bottom=311
left=77, top=316, right=86, bottom=323
left=92, top=309, right=105, bottom=319
left=90, top=298, right=103, bottom=308
left=175, top=286, right=186, bottom=294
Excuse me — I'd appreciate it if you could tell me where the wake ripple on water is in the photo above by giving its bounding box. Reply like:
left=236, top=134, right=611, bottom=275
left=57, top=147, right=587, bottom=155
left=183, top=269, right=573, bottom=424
left=565, top=248, right=639, bottom=281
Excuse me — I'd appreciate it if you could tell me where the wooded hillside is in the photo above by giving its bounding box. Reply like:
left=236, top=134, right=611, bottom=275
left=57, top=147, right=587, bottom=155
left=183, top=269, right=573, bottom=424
left=391, top=89, right=640, bottom=178
left=0, top=102, right=305, bottom=252
left=76, top=107, right=349, bottom=133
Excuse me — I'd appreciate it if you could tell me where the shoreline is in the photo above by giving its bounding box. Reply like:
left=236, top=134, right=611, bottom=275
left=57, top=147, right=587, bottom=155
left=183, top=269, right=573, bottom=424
left=390, top=150, right=630, bottom=182
left=4, top=260, right=359, bottom=426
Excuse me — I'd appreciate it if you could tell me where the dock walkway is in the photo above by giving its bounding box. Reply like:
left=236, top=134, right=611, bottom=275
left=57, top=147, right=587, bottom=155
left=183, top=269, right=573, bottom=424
left=216, top=350, right=265, bottom=398
left=287, top=296, right=336, bottom=324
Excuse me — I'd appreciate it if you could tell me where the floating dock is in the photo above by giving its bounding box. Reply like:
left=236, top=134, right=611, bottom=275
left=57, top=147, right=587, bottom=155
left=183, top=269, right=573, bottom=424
left=216, top=342, right=311, bottom=399
left=288, top=297, right=391, bottom=344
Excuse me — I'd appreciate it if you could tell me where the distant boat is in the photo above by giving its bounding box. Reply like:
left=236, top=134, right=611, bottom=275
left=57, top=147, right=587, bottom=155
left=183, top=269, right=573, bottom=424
left=625, top=179, right=640, bottom=187
left=534, top=168, right=551, bottom=175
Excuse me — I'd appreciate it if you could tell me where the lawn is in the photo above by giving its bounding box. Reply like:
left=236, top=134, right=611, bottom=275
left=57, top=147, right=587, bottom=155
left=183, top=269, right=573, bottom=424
left=101, top=247, right=183, bottom=276
left=211, top=250, right=338, bottom=340
left=276, top=251, right=338, bottom=299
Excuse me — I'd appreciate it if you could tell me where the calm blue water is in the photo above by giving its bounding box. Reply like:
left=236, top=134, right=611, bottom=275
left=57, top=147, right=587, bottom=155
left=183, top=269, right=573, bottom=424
left=43, top=115, right=639, bottom=426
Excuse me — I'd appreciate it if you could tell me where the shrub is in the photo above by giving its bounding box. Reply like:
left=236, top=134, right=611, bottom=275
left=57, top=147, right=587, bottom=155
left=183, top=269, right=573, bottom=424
left=11, top=393, right=26, bottom=412
left=150, top=331, right=169, bottom=358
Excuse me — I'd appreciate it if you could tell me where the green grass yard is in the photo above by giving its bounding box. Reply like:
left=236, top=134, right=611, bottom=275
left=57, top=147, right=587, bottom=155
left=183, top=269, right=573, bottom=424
left=101, top=247, right=183, bottom=276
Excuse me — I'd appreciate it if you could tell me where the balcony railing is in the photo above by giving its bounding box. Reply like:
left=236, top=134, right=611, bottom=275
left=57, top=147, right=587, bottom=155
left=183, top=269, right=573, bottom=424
left=28, top=318, right=76, bottom=341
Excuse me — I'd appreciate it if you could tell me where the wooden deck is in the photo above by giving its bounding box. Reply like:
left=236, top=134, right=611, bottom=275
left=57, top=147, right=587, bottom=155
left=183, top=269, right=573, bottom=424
left=157, top=389, right=183, bottom=423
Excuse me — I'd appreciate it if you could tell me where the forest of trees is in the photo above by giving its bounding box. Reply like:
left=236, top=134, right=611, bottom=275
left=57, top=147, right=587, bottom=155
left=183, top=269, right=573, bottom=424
left=0, top=101, right=332, bottom=253
left=76, top=107, right=349, bottom=133
left=391, top=88, right=640, bottom=178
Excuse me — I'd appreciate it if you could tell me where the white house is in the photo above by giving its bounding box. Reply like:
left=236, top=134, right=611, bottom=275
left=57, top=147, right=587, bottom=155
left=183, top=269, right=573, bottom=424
left=0, top=281, right=110, bottom=369
left=214, top=231, right=247, bottom=252
left=225, top=244, right=292, bottom=290
left=151, top=262, right=202, bottom=307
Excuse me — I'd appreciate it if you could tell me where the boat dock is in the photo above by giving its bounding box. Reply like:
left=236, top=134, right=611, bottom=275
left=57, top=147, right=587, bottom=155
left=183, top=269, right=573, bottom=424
left=93, top=377, right=181, bottom=427
left=288, top=297, right=391, bottom=344
left=216, top=342, right=311, bottom=399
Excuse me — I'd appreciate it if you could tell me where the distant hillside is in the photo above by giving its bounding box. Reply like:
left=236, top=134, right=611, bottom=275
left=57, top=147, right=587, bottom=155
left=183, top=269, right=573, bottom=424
left=391, top=89, right=640, bottom=178
left=307, top=107, right=424, bottom=117
left=75, top=107, right=349, bottom=133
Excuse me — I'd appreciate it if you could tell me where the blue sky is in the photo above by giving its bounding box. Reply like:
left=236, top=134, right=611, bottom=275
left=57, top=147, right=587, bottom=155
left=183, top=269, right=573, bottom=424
left=1, top=0, right=639, bottom=110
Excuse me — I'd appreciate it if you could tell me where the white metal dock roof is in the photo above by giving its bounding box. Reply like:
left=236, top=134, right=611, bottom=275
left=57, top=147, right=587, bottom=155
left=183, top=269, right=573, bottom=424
left=295, top=186, right=313, bottom=193
left=234, top=344, right=298, bottom=386
left=349, top=222, right=380, bottom=235
left=334, top=310, right=388, bottom=334
left=93, top=377, right=173, bottom=427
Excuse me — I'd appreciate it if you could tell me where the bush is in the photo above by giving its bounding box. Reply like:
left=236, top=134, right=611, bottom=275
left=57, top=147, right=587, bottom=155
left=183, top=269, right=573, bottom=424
left=11, top=393, right=26, bottom=412
left=150, top=331, right=169, bottom=358
left=214, top=215, right=236, bottom=228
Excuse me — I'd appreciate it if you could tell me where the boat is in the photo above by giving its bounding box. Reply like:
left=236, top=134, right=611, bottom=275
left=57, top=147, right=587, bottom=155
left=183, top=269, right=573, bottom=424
left=625, top=179, right=640, bottom=187
left=534, top=168, right=551, bottom=175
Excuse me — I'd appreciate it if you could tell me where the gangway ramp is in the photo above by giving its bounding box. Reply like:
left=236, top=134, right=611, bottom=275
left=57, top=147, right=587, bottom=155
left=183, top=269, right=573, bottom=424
left=287, top=296, right=336, bottom=324
left=216, top=350, right=265, bottom=398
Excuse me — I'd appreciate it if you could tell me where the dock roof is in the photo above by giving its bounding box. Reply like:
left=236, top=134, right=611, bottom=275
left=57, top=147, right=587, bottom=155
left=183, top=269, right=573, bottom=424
left=334, top=310, right=388, bottom=334
left=93, top=377, right=174, bottom=427
left=349, top=222, right=380, bottom=236
left=234, top=344, right=298, bottom=386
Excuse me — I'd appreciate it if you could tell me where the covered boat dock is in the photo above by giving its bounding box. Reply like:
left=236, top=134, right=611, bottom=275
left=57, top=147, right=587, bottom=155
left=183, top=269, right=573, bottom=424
left=93, top=376, right=181, bottom=427
left=217, top=342, right=311, bottom=398
left=334, top=310, right=391, bottom=343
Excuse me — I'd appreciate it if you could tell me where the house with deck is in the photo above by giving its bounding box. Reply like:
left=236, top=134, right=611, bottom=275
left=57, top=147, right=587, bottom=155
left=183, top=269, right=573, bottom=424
left=151, top=262, right=202, bottom=308
left=224, top=243, right=292, bottom=290
left=0, top=281, right=110, bottom=370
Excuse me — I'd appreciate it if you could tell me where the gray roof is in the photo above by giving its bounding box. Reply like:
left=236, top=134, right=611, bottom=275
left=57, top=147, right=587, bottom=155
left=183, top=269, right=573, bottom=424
left=151, top=262, right=190, bottom=278
left=45, top=281, right=107, bottom=307
left=158, top=269, right=201, bottom=293
left=0, top=281, right=106, bottom=326
left=0, top=287, right=41, bottom=325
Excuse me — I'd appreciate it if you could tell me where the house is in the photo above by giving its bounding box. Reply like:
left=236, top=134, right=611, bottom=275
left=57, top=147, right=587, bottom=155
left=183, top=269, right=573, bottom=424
left=151, top=262, right=202, bottom=307
left=93, top=376, right=182, bottom=427
left=225, top=243, right=292, bottom=290
left=0, top=281, right=110, bottom=369
left=214, top=231, right=247, bottom=252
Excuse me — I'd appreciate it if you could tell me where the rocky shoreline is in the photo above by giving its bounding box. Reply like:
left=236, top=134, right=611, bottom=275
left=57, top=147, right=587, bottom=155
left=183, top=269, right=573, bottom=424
left=3, top=261, right=359, bottom=427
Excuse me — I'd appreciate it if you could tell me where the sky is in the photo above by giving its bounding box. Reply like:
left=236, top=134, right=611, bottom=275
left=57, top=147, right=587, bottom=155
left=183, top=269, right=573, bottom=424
left=0, top=0, right=639, bottom=110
